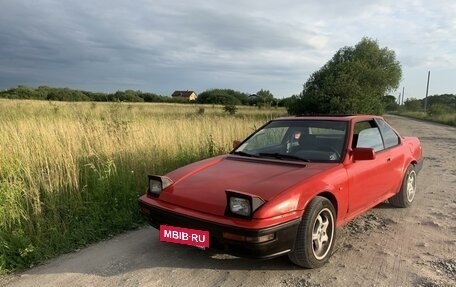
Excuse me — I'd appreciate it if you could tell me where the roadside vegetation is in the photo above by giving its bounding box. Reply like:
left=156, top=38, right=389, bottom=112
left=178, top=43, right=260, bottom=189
left=0, top=99, right=285, bottom=273
left=393, top=94, right=456, bottom=126
left=394, top=110, right=456, bottom=127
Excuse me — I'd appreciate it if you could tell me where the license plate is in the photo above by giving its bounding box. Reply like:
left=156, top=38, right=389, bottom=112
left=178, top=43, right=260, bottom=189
left=159, top=225, right=209, bottom=248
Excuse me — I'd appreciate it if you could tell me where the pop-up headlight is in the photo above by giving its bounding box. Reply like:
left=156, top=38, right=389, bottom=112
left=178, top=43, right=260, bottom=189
left=226, top=190, right=265, bottom=218
left=230, top=197, right=251, bottom=216
left=147, top=175, right=173, bottom=197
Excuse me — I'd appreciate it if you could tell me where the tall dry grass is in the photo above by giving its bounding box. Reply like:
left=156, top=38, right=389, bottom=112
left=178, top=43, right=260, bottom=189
left=0, top=99, right=286, bottom=272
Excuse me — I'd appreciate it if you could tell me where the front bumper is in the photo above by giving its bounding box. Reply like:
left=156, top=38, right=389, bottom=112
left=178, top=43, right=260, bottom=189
left=138, top=199, right=300, bottom=259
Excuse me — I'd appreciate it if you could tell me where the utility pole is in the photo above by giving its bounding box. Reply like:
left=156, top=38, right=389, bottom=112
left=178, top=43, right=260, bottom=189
left=402, top=87, right=405, bottom=105
left=424, top=71, right=430, bottom=112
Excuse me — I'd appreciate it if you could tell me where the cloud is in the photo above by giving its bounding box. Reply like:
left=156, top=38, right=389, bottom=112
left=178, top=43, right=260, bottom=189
left=0, top=0, right=455, bottom=97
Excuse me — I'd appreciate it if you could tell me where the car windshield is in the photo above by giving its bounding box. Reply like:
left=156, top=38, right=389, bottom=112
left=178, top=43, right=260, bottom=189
left=233, top=120, right=348, bottom=162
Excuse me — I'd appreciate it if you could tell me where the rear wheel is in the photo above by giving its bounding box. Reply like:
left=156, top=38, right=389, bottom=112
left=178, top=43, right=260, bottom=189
left=288, top=196, right=336, bottom=268
left=389, top=165, right=416, bottom=208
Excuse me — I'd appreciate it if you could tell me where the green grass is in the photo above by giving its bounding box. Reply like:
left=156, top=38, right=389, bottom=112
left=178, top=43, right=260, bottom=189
left=0, top=99, right=286, bottom=273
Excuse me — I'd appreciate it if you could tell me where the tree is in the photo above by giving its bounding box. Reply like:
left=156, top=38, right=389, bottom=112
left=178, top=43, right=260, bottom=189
left=287, top=37, right=402, bottom=115
left=139, top=92, right=165, bottom=102
left=255, top=89, right=274, bottom=108
left=425, top=94, right=456, bottom=110
left=197, top=89, right=249, bottom=105
left=9, top=85, right=38, bottom=99
left=383, top=95, right=399, bottom=112
left=403, top=98, right=422, bottom=111
left=112, top=90, right=144, bottom=102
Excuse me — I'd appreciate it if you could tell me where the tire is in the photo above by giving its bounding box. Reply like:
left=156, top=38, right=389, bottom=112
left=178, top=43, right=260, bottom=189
left=288, top=196, right=336, bottom=268
left=389, top=165, right=417, bottom=208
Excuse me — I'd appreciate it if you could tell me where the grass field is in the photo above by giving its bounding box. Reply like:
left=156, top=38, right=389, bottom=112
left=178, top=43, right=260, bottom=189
left=0, top=99, right=286, bottom=273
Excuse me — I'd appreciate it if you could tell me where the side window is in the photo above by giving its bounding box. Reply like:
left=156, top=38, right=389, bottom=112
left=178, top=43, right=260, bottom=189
left=353, top=121, right=371, bottom=134
left=353, top=121, right=385, bottom=152
left=357, top=128, right=384, bottom=152
left=376, top=119, right=400, bottom=149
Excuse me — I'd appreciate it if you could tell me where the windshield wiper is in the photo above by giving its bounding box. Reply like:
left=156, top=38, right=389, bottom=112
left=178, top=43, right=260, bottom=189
left=232, top=151, right=260, bottom=158
left=258, top=152, right=310, bottom=162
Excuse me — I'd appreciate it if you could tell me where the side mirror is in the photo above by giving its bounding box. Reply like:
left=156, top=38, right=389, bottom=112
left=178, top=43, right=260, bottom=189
left=233, top=140, right=241, bottom=149
left=352, top=148, right=375, bottom=161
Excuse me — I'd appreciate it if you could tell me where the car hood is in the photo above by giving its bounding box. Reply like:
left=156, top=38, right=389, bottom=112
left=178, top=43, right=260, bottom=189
left=158, top=155, right=336, bottom=216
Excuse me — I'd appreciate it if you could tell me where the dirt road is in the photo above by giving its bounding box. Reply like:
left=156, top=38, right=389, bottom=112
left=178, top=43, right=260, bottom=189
left=1, top=115, right=455, bottom=287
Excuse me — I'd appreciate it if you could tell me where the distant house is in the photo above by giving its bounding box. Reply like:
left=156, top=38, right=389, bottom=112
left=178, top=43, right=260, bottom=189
left=171, top=90, right=197, bottom=101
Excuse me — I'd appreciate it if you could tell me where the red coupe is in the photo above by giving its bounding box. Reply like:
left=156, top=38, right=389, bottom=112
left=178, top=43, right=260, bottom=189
left=138, top=115, right=423, bottom=268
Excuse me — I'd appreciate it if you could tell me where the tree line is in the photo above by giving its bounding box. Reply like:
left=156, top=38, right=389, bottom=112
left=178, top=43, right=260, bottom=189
left=0, top=86, right=279, bottom=107
left=0, top=85, right=185, bottom=103
left=402, top=94, right=456, bottom=114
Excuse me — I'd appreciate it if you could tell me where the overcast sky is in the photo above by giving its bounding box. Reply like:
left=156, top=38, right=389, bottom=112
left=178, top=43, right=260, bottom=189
left=1, top=0, right=455, bottom=99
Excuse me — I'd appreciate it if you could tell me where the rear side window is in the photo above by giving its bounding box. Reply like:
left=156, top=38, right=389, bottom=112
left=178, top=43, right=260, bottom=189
left=376, top=119, right=400, bottom=149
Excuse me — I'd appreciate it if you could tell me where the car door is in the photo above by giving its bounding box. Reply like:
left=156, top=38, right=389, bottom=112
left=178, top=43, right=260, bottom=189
left=375, top=118, right=405, bottom=193
left=345, top=119, right=397, bottom=215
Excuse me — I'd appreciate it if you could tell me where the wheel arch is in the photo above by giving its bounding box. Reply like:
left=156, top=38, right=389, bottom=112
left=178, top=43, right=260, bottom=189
left=299, top=191, right=338, bottom=220
left=404, top=160, right=418, bottom=176
left=315, top=191, right=338, bottom=218
left=401, top=160, right=418, bottom=179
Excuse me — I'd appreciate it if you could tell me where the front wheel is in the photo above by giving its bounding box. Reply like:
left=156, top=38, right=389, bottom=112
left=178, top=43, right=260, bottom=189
left=389, top=165, right=417, bottom=208
left=288, top=196, right=336, bottom=268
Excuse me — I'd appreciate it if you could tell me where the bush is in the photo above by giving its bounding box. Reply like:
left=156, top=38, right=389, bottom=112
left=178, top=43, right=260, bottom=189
left=197, top=89, right=248, bottom=105
left=428, top=104, right=453, bottom=116
left=197, top=107, right=205, bottom=115
left=223, top=104, right=237, bottom=115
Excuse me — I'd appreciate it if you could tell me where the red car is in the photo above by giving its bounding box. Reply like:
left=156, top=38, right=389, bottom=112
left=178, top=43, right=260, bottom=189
left=138, top=115, right=423, bottom=268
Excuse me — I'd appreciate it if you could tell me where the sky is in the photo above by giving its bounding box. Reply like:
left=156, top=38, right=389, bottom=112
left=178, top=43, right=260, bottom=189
left=1, top=0, right=455, bottom=100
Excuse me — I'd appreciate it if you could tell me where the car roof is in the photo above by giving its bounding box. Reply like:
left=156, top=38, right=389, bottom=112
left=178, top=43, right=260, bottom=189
left=273, top=115, right=384, bottom=122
